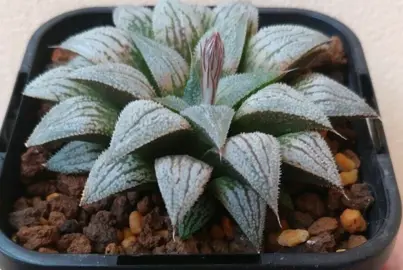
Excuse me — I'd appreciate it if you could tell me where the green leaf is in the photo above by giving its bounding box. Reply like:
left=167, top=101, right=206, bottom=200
left=69, top=63, right=156, bottom=100
left=178, top=194, right=215, bottom=239
left=244, top=25, right=329, bottom=72
left=212, top=176, right=266, bottom=251
left=81, top=150, right=155, bottom=205
left=113, top=5, right=153, bottom=38
left=182, top=56, right=203, bottom=105
left=294, top=73, right=378, bottom=118
left=152, top=0, right=205, bottom=63
left=132, top=33, right=189, bottom=96
left=233, top=83, right=333, bottom=136
left=23, top=66, right=99, bottom=102
left=109, top=100, right=191, bottom=159
left=181, top=104, right=234, bottom=152
left=26, top=96, right=119, bottom=147
left=154, top=95, right=190, bottom=112
left=223, top=132, right=281, bottom=220
left=46, top=141, right=105, bottom=173
left=278, top=131, right=342, bottom=188
left=58, top=26, right=138, bottom=65
left=155, top=155, right=213, bottom=228
left=215, top=71, right=284, bottom=108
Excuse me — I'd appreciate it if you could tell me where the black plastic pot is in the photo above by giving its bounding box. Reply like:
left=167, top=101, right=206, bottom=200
left=0, top=6, right=400, bottom=270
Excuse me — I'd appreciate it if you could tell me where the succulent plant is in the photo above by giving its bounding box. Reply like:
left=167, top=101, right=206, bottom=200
left=23, top=0, right=378, bottom=251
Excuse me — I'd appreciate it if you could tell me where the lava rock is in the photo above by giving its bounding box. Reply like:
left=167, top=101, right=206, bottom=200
left=21, top=146, right=49, bottom=177
left=56, top=175, right=86, bottom=198
left=17, top=225, right=59, bottom=250
left=305, top=232, right=336, bottom=253
left=60, top=219, right=80, bottom=234
left=295, top=193, right=325, bottom=218
left=48, top=194, right=79, bottom=219
left=27, top=180, right=57, bottom=197
left=110, top=195, right=130, bottom=227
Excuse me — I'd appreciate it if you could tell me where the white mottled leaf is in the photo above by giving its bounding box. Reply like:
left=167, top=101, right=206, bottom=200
left=212, top=176, right=266, bottom=251
left=67, top=56, right=93, bottom=68
left=153, top=0, right=204, bottom=63
left=279, top=131, right=342, bottom=188
left=113, top=5, right=153, bottom=37
left=110, top=100, right=191, bottom=159
left=46, top=141, right=105, bottom=173
left=178, top=194, right=215, bottom=239
left=215, top=71, right=284, bottom=108
left=155, top=155, right=213, bottom=228
left=23, top=66, right=99, bottom=102
left=182, top=56, right=203, bottom=105
left=69, top=63, right=156, bottom=100
left=81, top=150, right=155, bottom=205
left=59, top=26, right=137, bottom=65
left=155, top=96, right=190, bottom=112
left=181, top=104, right=234, bottom=152
left=244, top=25, right=329, bottom=72
left=294, top=73, right=378, bottom=118
left=26, top=96, right=118, bottom=147
left=132, top=33, right=189, bottom=96
left=223, top=132, right=281, bottom=219
left=234, top=83, right=333, bottom=136
left=192, top=4, right=213, bottom=30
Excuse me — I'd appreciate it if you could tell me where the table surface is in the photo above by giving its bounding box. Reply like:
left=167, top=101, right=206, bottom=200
left=0, top=0, right=402, bottom=194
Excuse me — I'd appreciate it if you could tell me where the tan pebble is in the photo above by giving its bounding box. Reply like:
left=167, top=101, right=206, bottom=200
left=38, top=247, right=59, bottom=253
left=221, top=216, right=234, bottom=240
left=336, top=249, right=346, bottom=252
left=343, top=150, right=360, bottom=168
left=105, top=243, right=124, bottom=255
left=39, top=217, right=49, bottom=225
left=123, top=227, right=133, bottom=239
left=11, top=234, right=18, bottom=243
left=347, top=235, right=367, bottom=249
left=340, top=169, right=358, bottom=186
left=117, top=230, right=124, bottom=243
left=308, top=217, right=338, bottom=236
left=46, top=193, right=60, bottom=201
left=277, top=229, right=310, bottom=247
left=129, top=211, right=143, bottom=235
left=155, top=230, right=169, bottom=239
left=210, top=225, right=225, bottom=240
left=121, top=236, right=137, bottom=252
left=335, top=153, right=356, bottom=172
left=340, top=209, right=367, bottom=233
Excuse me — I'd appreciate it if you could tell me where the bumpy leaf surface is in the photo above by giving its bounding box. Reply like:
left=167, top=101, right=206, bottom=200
left=154, top=95, right=190, bottom=112
left=212, top=176, right=266, bottom=251
left=110, top=100, right=191, bottom=159
left=234, top=83, right=333, bottom=136
left=192, top=4, right=213, bottom=30
left=182, top=55, right=203, bottom=105
left=294, top=73, right=378, bottom=118
left=67, top=56, right=93, bottom=68
left=223, top=132, right=281, bottom=219
left=46, top=141, right=105, bottom=173
left=155, top=155, right=213, bottom=228
left=26, top=96, right=118, bottom=147
left=113, top=5, right=153, bottom=37
left=81, top=151, right=155, bottom=205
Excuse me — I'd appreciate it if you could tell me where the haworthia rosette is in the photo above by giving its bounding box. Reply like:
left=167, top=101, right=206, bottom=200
left=154, top=155, right=213, bottom=229
left=69, top=63, right=156, bottom=100
left=58, top=26, right=138, bottom=65
left=152, top=0, right=204, bottom=63
left=81, top=151, right=155, bottom=205
left=132, top=33, right=189, bottom=96
left=46, top=141, right=105, bottom=174
left=113, top=5, right=153, bottom=38
left=223, top=132, right=281, bottom=220
left=279, top=131, right=342, bottom=188
left=177, top=194, right=215, bottom=239
left=23, top=66, right=99, bottom=102
left=234, top=83, right=334, bottom=136
left=110, top=100, right=191, bottom=159
left=294, top=73, right=378, bottom=118
left=154, top=95, right=190, bottom=112
left=212, top=176, right=266, bottom=251
left=26, top=96, right=119, bottom=147
left=181, top=104, right=234, bottom=153
left=244, top=25, right=329, bottom=72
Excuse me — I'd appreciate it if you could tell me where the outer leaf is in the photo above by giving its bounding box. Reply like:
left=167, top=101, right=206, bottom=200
left=155, top=155, right=213, bottom=228
left=46, top=141, right=105, bottom=173
left=294, top=73, right=378, bottom=118
left=244, top=25, right=329, bottom=72
left=132, top=33, right=189, bottom=96
left=152, top=0, right=204, bottom=63
left=212, top=176, right=266, bottom=251
left=81, top=150, right=155, bottom=205
left=69, top=63, right=156, bottom=100
left=26, top=96, right=118, bottom=147
left=67, top=56, right=93, bottom=68
left=278, top=131, right=342, bottom=188
left=113, top=5, right=153, bottom=38
left=59, top=26, right=137, bottom=65
left=181, top=104, right=234, bottom=152
left=223, top=132, right=281, bottom=219
left=192, top=5, right=213, bottom=30
left=154, top=95, right=190, bottom=112
left=177, top=194, right=215, bottom=239
left=215, top=71, right=284, bottom=108
left=110, top=100, right=191, bottom=159
left=23, top=66, right=99, bottom=102
left=234, top=83, right=333, bottom=136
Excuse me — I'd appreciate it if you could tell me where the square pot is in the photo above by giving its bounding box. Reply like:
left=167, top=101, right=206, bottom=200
left=0, top=7, right=400, bottom=270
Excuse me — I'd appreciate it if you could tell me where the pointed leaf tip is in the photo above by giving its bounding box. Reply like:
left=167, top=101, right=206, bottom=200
left=113, top=5, right=153, bottom=37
